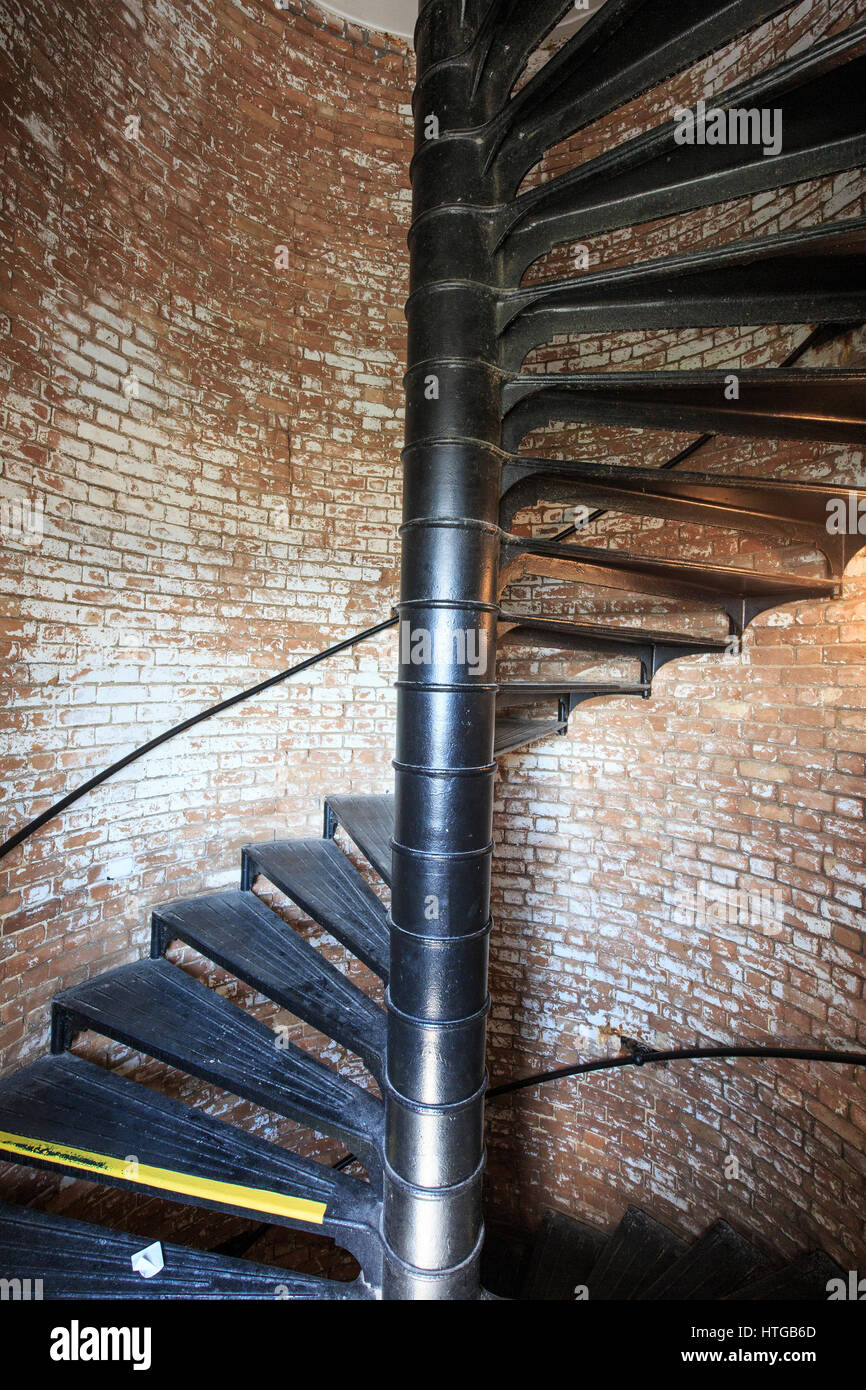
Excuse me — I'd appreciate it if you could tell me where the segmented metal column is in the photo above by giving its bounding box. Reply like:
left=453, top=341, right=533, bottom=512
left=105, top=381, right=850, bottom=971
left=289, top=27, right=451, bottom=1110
left=382, top=0, right=503, bottom=1299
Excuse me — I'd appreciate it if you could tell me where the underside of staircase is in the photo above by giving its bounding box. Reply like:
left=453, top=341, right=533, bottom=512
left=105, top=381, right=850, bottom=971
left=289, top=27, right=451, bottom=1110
left=1, top=0, right=865, bottom=1299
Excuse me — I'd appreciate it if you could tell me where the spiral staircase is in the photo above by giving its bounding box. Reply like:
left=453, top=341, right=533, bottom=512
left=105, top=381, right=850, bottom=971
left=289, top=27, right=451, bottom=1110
left=1, top=0, right=865, bottom=1299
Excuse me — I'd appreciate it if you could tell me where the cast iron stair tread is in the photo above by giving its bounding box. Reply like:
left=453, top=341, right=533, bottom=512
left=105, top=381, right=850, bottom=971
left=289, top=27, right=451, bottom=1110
left=726, top=1248, right=846, bottom=1301
left=496, top=218, right=866, bottom=367
left=498, top=681, right=651, bottom=699
left=325, top=793, right=394, bottom=886
left=500, top=369, right=866, bottom=451
left=243, top=838, right=389, bottom=982
left=484, top=0, right=805, bottom=189
left=502, top=457, right=866, bottom=512
left=498, top=27, right=866, bottom=279
left=0, top=1200, right=370, bottom=1300
left=499, top=612, right=731, bottom=655
left=503, top=535, right=838, bottom=601
left=587, top=1205, right=687, bottom=1300
left=494, top=717, right=566, bottom=754
left=499, top=455, right=866, bottom=552
left=151, top=890, right=385, bottom=1081
left=522, top=1208, right=607, bottom=1301
left=51, top=959, right=384, bottom=1177
left=0, top=1054, right=380, bottom=1242
left=639, top=1219, right=770, bottom=1300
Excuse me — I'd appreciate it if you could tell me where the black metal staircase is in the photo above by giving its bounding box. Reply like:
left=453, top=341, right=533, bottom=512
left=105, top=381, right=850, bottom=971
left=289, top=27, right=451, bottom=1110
left=1, top=0, right=865, bottom=1298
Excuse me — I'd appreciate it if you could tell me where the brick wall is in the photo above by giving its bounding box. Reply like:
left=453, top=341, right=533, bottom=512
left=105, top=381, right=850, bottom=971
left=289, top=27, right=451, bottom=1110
left=1, top=0, right=864, bottom=1275
left=0, top=0, right=410, bottom=1262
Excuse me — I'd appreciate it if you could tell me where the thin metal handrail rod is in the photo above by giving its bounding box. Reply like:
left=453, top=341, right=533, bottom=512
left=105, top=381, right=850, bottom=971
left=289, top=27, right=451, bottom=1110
left=486, top=1043, right=866, bottom=1099
left=545, top=320, right=860, bottom=544
left=322, top=1044, right=866, bottom=1180
left=0, top=615, right=398, bottom=863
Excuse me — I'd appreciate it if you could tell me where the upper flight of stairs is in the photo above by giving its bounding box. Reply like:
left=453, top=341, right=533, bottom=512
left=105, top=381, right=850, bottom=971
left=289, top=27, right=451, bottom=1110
left=2, top=0, right=866, bottom=1297
left=484, top=1207, right=845, bottom=1302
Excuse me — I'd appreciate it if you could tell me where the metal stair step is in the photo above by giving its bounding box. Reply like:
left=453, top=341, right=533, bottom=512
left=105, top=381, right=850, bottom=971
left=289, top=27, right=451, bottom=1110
left=324, top=793, right=394, bottom=887
left=502, top=533, right=837, bottom=611
left=498, top=680, right=650, bottom=703
left=521, top=1208, right=607, bottom=1301
left=494, top=716, right=565, bottom=755
left=0, top=1200, right=370, bottom=1300
left=486, top=0, right=802, bottom=190
left=51, top=958, right=384, bottom=1182
left=151, top=891, right=385, bottom=1082
left=501, top=369, right=866, bottom=452
left=726, top=1248, right=845, bottom=1301
left=587, top=1205, right=687, bottom=1300
left=639, top=1219, right=770, bottom=1300
left=499, top=27, right=866, bottom=278
left=0, top=1054, right=381, bottom=1277
left=500, top=613, right=730, bottom=649
left=499, top=454, right=866, bottom=568
left=243, top=838, right=389, bottom=982
left=499, top=612, right=730, bottom=674
left=497, top=218, right=866, bottom=369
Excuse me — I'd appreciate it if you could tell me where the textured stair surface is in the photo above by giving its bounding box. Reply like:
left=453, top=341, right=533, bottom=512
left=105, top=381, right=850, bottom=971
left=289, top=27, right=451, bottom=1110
left=0, top=1201, right=371, bottom=1300
left=52, top=959, right=384, bottom=1179
left=0, top=1055, right=379, bottom=1233
left=587, top=1205, right=687, bottom=1300
left=640, top=1220, right=769, bottom=1300
left=499, top=453, right=866, bottom=550
left=522, top=1209, right=607, bottom=1301
left=494, top=717, right=566, bottom=754
left=243, top=838, right=390, bottom=981
left=325, top=794, right=394, bottom=885
left=151, top=891, right=385, bottom=1081
left=727, top=1249, right=845, bottom=1301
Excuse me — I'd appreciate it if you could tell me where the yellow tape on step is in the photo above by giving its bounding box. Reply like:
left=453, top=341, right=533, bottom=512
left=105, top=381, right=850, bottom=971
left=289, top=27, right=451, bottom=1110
left=0, top=1128, right=327, bottom=1224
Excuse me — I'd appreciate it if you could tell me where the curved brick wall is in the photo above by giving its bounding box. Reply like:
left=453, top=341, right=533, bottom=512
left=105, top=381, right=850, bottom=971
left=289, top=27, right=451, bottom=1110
left=0, top=0, right=410, bottom=1265
left=0, top=0, right=864, bottom=1275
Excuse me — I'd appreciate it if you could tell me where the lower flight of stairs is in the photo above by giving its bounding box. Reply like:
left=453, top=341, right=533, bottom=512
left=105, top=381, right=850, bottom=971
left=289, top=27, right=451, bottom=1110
left=0, top=782, right=851, bottom=1299
left=482, top=1207, right=845, bottom=1301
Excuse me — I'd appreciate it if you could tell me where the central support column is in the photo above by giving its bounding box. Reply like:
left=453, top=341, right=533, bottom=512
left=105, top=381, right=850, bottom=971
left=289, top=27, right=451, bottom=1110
left=381, top=1, right=505, bottom=1300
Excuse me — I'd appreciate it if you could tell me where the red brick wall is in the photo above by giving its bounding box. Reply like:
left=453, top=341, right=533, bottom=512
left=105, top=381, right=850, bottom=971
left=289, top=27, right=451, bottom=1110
left=0, top=0, right=409, bottom=1260
left=1, top=0, right=864, bottom=1276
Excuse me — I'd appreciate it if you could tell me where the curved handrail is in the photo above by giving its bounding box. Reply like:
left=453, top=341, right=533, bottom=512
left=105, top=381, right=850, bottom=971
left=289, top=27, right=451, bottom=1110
left=0, top=614, right=398, bottom=863
left=322, top=1042, right=866, bottom=1181
left=486, top=1042, right=866, bottom=1099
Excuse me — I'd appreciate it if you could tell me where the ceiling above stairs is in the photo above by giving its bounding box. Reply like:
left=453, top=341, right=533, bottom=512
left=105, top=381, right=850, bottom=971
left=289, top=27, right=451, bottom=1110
left=319, top=1, right=603, bottom=41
